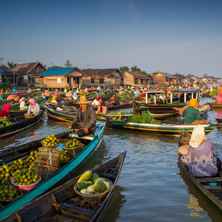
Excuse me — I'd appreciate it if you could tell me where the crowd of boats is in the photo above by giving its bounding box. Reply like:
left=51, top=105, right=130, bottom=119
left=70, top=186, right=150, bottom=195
left=0, top=85, right=222, bottom=221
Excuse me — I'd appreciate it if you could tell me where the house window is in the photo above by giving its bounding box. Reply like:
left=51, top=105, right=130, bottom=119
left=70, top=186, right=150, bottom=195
left=91, top=78, right=95, bottom=83
left=99, top=79, right=104, bottom=84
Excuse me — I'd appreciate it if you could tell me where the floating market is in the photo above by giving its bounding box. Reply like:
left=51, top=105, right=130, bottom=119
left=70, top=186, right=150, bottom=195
left=0, top=68, right=222, bottom=222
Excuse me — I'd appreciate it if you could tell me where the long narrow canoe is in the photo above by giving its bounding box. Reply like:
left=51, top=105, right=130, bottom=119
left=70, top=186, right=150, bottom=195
left=178, top=156, right=222, bottom=212
left=4, top=151, right=126, bottom=222
left=0, top=122, right=105, bottom=221
left=45, top=105, right=75, bottom=122
left=0, top=111, right=43, bottom=138
left=108, top=120, right=216, bottom=134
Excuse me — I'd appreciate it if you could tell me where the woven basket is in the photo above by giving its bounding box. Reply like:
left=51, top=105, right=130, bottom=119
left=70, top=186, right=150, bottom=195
left=74, top=178, right=112, bottom=199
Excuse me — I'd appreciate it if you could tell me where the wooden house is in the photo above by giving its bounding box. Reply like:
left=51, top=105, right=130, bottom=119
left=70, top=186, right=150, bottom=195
left=0, top=65, right=13, bottom=88
left=122, top=71, right=152, bottom=87
left=80, top=69, right=121, bottom=88
left=152, top=72, right=167, bottom=84
left=11, top=62, right=46, bottom=87
left=41, top=67, right=82, bottom=89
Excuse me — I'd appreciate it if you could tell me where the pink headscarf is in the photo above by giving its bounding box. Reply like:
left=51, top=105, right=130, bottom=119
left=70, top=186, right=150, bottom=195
left=29, top=98, right=36, bottom=107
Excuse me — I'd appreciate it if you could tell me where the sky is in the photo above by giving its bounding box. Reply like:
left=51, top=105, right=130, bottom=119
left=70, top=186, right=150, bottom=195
left=0, top=0, right=222, bottom=76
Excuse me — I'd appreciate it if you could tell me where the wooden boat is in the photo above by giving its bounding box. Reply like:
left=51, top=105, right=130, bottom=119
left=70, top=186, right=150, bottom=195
left=108, top=102, right=132, bottom=110
left=0, top=110, right=43, bottom=138
left=4, top=151, right=126, bottom=222
left=211, top=103, right=222, bottom=110
left=178, top=156, right=222, bottom=212
left=0, top=122, right=105, bottom=221
left=45, top=105, right=75, bottom=122
left=107, top=119, right=216, bottom=134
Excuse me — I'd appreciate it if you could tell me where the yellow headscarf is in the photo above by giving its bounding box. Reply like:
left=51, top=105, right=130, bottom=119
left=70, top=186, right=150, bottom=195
left=188, top=98, right=198, bottom=108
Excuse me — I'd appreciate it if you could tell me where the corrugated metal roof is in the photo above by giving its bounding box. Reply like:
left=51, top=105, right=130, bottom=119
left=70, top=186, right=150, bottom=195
left=41, top=67, right=76, bottom=77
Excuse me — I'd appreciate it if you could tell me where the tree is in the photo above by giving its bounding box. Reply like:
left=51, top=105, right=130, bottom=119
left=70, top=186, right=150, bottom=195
left=119, top=66, right=129, bottom=73
left=7, top=61, right=16, bottom=69
left=131, top=65, right=141, bottom=72
left=65, top=59, right=72, bottom=67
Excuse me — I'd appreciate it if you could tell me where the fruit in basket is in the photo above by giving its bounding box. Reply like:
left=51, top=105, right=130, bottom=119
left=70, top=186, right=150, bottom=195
left=13, top=168, right=39, bottom=185
left=59, top=150, right=72, bottom=165
left=76, top=181, right=93, bottom=191
left=65, top=138, right=80, bottom=149
left=0, top=182, right=20, bottom=202
left=94, top=178, right=107, bottom=193
left=77, top=170, right=93, bottom=183
left=0, top=118, right=12, bottom=128
left=41, top=135, right=58, bottom=148
left=75, top=171, right=112, bottom=195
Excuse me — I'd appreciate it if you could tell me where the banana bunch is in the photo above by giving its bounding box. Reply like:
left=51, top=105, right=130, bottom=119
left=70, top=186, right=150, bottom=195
left=25, top=151, right=38, bottom=168
left=41, top=135, right=58, bottom=148
left=65, top=138, right=80, bottom=150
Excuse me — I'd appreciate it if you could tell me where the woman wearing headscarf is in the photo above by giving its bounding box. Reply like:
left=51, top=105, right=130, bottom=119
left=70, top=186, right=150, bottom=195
left=178, top=125, right=218, bottom=177
left=27, top=98, right=40, bottom=116
left=0, top=103, right=11, bottom=117
left=19, top=97, right=27, bottom=111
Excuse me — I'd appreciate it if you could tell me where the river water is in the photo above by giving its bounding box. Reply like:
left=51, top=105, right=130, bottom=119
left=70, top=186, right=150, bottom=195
left=1, top=113, right=222, bottom=222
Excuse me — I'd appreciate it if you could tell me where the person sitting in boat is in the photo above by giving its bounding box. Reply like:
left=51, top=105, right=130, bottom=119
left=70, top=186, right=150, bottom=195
left=92, top=96, right=101, bottom=109
left=96, top=97, right=107, bottom=115
left=72, top=92, right=96, bottom=137
left=19, top=97, right=27, bottom=111
left=178, top=125, right=218, bottom=177
left=0, top=103, right=11, bottom=117
left=26, top=98, right=40, bottom=117
left=109, top=94, right=120, bottom=106
left=42, top=89, right=50, bottom=100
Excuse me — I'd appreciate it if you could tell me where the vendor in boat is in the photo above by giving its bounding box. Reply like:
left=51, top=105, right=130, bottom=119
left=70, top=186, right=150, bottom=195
left=72, top=92, right=96, bottom=137
left=109, top=94, right=120, bottom=106
left=0, top=103, right=11, bottom=117
left=96, top=97, right=107, bottom=115
left=178, top=125, right=218, bottom=177
left=92, top=95, right=101, bottom=108
left=26, top=98, right=40, bottom=117
left=176, top=99, right=208, bottom=124
left=19, top=97, right=27, bottom=111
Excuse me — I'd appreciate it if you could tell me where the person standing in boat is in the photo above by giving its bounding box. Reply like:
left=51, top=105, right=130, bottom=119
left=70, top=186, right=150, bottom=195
left=176, top=99, right=208, bottom=124
left=26, top=98, right=40, bottom=117
left=72, top=92, right=96, bottom=137
left=178, top=125, right=218, bottom=177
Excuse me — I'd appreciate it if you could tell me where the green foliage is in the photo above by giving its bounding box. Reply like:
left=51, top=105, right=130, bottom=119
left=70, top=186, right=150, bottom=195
left=128, top=111, right=153, bottom=123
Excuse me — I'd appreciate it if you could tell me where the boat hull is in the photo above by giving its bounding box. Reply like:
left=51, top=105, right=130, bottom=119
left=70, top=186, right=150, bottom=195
left=0, top=122, right=106, bottom=221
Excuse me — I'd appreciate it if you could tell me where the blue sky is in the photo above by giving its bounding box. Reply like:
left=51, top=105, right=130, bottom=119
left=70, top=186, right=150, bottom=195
left=0, top=0, right=222, bottom=76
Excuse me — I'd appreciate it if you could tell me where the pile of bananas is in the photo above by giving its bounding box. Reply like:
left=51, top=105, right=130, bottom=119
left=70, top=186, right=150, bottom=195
left=0, top=182, right=20, bottom=202
left=65, top=138, right=80, bottom=150
left=41, top=135, right=58, bottom=148
left=0, top=118, right=12, bottom=128
left=25, top=151, right=38, bottom=168
left=13, top=168, right=39, bottom=185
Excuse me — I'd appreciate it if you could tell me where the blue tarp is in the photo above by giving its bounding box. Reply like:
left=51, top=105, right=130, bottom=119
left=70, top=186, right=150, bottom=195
left=41, top=67, right=76, bottom=77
